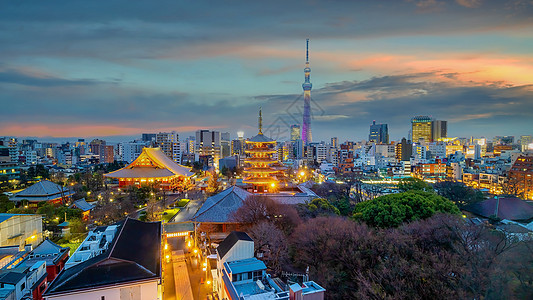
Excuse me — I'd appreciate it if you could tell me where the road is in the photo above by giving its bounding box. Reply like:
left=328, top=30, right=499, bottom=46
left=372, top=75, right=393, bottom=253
left=164, top=236, right=213, bottom=300
left=171, top=198, right=204, bottom=223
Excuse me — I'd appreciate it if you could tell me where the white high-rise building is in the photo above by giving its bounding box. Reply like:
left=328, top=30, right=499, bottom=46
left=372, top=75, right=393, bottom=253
left=119, top=141, right=148, bottom=163
left=156, top=131, right=182, bottom=164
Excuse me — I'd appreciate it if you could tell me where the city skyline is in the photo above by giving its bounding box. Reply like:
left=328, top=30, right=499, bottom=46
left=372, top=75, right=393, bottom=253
left=1, top=1, right=533, bottom=142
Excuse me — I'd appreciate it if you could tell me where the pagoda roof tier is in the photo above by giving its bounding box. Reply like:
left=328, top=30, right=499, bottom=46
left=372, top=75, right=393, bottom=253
left=105, top=147, right=194, bottom=179
left=244, top=158, right=277, bottom=163
left=246, top=133, right=275, bottom=144
left=245, top=148, right=276, bottom=154
left=243, top=177, right=278, bottom=184
left=243, top=168, right=279, bottom=174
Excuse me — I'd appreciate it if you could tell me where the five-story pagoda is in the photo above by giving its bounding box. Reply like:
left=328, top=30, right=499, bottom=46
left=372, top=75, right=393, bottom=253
left=243, top=109, right=278, bottom=193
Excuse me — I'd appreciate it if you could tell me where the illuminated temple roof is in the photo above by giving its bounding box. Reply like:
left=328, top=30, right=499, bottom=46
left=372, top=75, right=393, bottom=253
left=247, top=133, right=275, bottom=143
left=104, top=147, right=193, bottom=179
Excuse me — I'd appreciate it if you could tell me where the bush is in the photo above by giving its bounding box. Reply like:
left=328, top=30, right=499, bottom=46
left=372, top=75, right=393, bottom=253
left=353, top=191, right=459, bottom=228
left=176, top=199, right=190, bottom=207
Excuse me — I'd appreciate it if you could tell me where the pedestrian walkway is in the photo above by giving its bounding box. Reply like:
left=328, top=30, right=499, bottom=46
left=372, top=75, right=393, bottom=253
left=173, top=250, right=194, bottom=299
left=172, top=198, right=204, bottom=222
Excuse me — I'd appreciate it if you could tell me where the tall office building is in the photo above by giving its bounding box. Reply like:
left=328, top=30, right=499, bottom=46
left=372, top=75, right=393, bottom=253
left=100, top=145, right=115, bottom=164
left=411, top=116, right=433, bottom=143
left=89, top=139, right=106, bottom=155
left=290, top=125, right=301, bottom=142
left=221, top=132, right=231, bottom=158
left=396, top=138, right=413, bottom=161
left=156, top=131, right=181, bottom=163
left=411, top=116, right=447, bottom=142
left=141, top=133, right=156, bottom=143
left=369, top=121, right=389, bottom=144
left=331, top=137, right=338, bottom=149
left=195, top=130, right=221, bottom=165
left=432, top=120, right=447, bottom=141
left=520, top=135, right=532, bottom=152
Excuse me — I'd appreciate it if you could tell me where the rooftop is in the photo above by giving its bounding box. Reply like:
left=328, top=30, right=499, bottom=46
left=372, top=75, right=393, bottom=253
left=45, top=218, right=161, bottom=295
left=217, top=231, right=253, bottom=259
left=225, top=258, right=266, bottom=275
left=16, top=239, right=69, bottom=268
left=0, top=213, right=41, bottom=224
left=464, top=197, right=533, bottom=221
left=247, top=133, right=275, bottom=143
left=10, top=180, right=74, bottom=202
left=69, top=198, right=95, bottom=212
left=192, top=186, right=251, bottom=223
left=104, top=147, right=193, bottom=179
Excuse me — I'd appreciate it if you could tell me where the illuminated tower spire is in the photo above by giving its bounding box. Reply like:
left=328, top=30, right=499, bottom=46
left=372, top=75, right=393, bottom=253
left=302, top=38, right=312, bottom=145
left=258, top=107, right=263, bottom=134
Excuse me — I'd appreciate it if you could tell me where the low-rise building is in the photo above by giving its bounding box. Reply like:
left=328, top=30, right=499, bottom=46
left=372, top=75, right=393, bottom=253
left=0, top=260, right=47, bottom=300
left=215, top=231, right=325, bottom=300
left=44, top=218, right=162, bottom=300
left=0, top=214, right=43, bottom=249
left=9, top=181, right=74, bottom=207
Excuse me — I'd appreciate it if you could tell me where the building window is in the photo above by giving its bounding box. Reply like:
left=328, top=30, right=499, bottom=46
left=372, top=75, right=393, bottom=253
left=101, top=297, right=105, bottom=300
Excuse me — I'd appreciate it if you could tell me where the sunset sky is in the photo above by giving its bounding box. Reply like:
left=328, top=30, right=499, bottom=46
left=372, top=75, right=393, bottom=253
left=1, top=0, right=532, bottom=142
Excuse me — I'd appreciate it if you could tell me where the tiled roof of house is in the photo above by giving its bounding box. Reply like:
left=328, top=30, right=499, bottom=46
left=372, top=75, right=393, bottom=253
left=10, top=180, right=74, bottom=202
left=44, top=218, right=161, bottom=295
left=191, top=186, right=251, bottom=223
left=464, top=197, right=533, bottom=221
left=69, top=198, right=95, bottom=212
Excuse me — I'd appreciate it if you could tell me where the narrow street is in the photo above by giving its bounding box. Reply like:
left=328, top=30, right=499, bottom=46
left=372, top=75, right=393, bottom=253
left=164, top=236, right=212, bottom=300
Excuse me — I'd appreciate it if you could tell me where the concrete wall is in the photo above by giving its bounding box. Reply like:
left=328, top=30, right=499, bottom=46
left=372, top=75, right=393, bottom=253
left=0, top=215, right=43, bottom=248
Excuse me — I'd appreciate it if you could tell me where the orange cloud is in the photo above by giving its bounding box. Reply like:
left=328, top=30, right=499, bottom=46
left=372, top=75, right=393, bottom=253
left=188, top=44, right=533, bottom=87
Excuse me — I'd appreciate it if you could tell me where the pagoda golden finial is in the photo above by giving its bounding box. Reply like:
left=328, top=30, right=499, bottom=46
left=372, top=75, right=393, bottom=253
left=258, top=107, right=263, bottom=134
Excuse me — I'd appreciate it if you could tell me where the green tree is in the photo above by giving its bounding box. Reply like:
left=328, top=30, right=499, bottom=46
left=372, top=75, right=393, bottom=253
left=333, top=196, right=353, bottom=216
left=68, top=218, right=86, bottom=233
left=206, top=172, right=220, bottom=195
left=35, top=164, right=50, bottom=179
left=353, top=191, right=459, bottom=228
left=398, top=177, right=433, bottom=192
left=0, top=195, right=14, bottom=213
left=434, top=180, right=484, bottom=208
left=36, top=202, right=56, bottom=221
left=306, top=198, right=340, bottom=217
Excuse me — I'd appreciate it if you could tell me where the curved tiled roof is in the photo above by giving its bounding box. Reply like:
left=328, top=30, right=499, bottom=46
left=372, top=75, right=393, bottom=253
left=10, top=180, right=74, bottom=202
left=14, top=180, right=71, bottom=197
left=69, top=198, right=95, bottom=212
left=192, top=186, right=251, bottom=223
left=105, top=147, right=193, bottom=179
left=247, top=133, right=275, bottom=143
left=464, top=197, right=533, bottom=221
